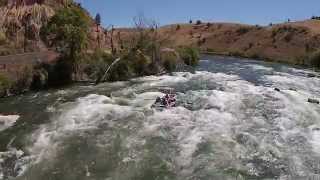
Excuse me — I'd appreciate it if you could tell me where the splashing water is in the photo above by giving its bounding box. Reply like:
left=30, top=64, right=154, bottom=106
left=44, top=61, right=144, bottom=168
left=0, top=55, right=320, bottom=180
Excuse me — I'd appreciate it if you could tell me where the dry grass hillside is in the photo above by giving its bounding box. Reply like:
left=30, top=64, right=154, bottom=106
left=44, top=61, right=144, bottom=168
left=113, top=20, right=320, bottom=65
left=0, top=0, right=107, bottom=55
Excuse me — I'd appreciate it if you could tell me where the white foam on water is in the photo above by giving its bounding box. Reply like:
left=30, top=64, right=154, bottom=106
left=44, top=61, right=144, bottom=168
left=129, top=92, right=164, bottom=108
left=27, top=94, right=138, bottom=164
left=16, top=66, right=320, bottom=178
left=264, top=72, right=320, bottom=157
left=245, top=64, right=274, bottom=72
left=0, top=115, right=20, bottom=132
left=0, top=148, right=31, bottom=179
left=265, top=72, right=320, bottom=96
left=134, top=70, right=320, bottom=177
left=311, top=129, right=320, bottom=153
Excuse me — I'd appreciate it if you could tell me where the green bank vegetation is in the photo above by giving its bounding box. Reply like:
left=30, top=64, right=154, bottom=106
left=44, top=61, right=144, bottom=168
left=0, top=4, right=200, bottom=97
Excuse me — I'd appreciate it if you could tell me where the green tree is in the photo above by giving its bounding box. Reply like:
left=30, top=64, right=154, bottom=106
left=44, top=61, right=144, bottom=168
left=41, top=6, right=90, bottom=71
left=179, top=47, right=200, bottom=66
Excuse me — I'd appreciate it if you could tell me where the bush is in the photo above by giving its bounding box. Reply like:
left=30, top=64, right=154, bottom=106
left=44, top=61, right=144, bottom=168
left=176, top=24, right=181, bottom=31
left=161, top=50, right=179, bottom=72
left=0, top=73, right=12, bottom=97
left=308, top=50, right=320, bottom=68
left=82, top=50, right=114, bottom=81
left=178, top=47, right=200, bottom=66
left=284, top=33, right=293, bottom=42
left=13, top=66, right=33, bottom=93
left=196, top=20, right=202, bottom=25
left=129, top=50, right=152, bottom=76
left=236, top=27, right=250, bottom=35
left=94, top=49, right=153, bottom=82
left=0, top=31, right=6, bottom=45
left=47, top=56, right=74, bottom=86
left=229, top=51, right=244, bottom=57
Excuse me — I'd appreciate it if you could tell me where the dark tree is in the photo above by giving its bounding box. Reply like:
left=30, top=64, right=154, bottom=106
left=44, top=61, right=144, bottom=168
left=95, top=13, right=101, bottom=26
left=189, top=20, right=193, bottom=24
left=176, top=24, right=181, bottom=31
left=196, top=20, right=202, bottom=25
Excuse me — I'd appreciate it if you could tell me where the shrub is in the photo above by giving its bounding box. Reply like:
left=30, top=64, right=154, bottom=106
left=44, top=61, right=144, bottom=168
left=308, top=50, right=320, bottom=68
left=229, top=51, right=244, bottom=57
left=12, top=66, right=33, bottom=93
left=129, top=50, right=152, bottom=76
left=271, top=30, right=277, bottom=38
left=0, top=73, right=12, bottom=97
left=311, top=16, right=320, bottom=20
left=196, top=20, right=202, bottom=25
left=176, top=24, right=181, bottom=31
left=236, top=27, right=250, bottom=35
left=284, top=33, right=293, bottom=42
left=161, top=50, right=179, bottom=72
left=255, top=25, right=262, bottom=30
left=178, top=47, right=200, bottom=66
left=206, top=48, right=215, bottom=52
left=82, top=50, right=114, bottom=81
left=0, top=31, right=6, bottom=45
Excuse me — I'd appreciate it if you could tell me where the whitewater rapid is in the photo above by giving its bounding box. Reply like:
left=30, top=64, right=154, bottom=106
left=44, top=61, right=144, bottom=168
left=1, top=56, right=320, bottom=179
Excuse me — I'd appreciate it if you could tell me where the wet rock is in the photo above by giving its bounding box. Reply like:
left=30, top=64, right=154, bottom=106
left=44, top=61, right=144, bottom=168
left=289, top=88, right=297, bottom=91
left=308, top=98, right=319, bottom=104
left=31, top=69, right=48, bottom=90
left=312, top=127, right=320, bottom=131
left=307, top=73, right=316, bottom=78
left=274, top=88, right=281, bottom=92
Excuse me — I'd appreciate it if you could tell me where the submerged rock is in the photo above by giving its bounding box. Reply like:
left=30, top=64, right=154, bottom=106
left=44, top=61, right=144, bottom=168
left=312, top=127, right=320, bottom=131
left=307, top=73, right=316, bottom=78
left=274, top=88, right=281, bottom=92
left=308, top=98, right=319, bottom=104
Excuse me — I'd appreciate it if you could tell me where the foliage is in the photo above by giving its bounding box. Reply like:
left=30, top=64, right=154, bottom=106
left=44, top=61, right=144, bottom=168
left=196, top=20, right=202, bottom=25
left=41, top=5, right=90, bottom=60
left=236, top=27, right=250, bottom=35
left=0, top=30, right=6, bottom=45
left=308, top=49, right=320, bottom=68
left=83, top=50, right=114, bottom=81
left=176, top=24, right=181, bottom=31
left=46, top=55, right=74, bottom=85
left=0, top=73, right=11, bottom=96
left=229, top=51, right=244, bottom=57
left=41, top=5, right=90, bottom=81
left=161, top=50, right=179, bottom=72
left=178, top=47, right=200, bottom=66
left=311, top=16, right=320, bottom=20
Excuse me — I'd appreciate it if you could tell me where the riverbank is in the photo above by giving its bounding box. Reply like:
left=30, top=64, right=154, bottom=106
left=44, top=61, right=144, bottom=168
left=114, top=20, right=320, bottom=67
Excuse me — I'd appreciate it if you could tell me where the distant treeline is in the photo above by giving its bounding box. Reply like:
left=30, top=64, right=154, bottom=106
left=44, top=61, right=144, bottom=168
left=311, top=16, right=320, bottom=20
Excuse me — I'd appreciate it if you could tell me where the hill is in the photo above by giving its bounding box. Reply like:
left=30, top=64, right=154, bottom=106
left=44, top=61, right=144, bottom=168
left=113, top=20, right=320, bottom=65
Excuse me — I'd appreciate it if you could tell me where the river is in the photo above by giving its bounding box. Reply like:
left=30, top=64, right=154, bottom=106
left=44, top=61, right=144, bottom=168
left=0, top=55, right=320, bottom=180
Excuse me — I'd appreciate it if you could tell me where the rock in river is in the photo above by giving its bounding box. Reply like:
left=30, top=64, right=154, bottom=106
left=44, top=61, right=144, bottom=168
left=308, top=98, right=320, bottom=104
